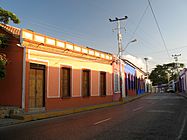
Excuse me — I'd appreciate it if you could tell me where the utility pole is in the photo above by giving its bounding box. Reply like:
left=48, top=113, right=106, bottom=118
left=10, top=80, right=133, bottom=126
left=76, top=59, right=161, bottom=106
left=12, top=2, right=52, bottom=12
left=172, top=54, right=181, bottom=74
left=109, top=16, right=128, bottom=98
left=144, top=57, right=149, bottom=93
left=109, top=17, right=128, bottom=58
left=144, top=57, right=149, bottom=78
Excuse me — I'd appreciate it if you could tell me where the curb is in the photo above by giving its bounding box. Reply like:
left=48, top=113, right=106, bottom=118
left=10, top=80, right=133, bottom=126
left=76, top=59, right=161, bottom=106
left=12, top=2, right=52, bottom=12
left=177, top=93, right=187, bottom=99
left=0, top=93, right=151, bottom=127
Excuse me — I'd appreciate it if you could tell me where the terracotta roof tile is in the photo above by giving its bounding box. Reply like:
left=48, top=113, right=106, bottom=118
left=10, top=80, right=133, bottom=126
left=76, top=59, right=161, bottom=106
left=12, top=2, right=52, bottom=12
left=0, top=23, right=20, bottom=37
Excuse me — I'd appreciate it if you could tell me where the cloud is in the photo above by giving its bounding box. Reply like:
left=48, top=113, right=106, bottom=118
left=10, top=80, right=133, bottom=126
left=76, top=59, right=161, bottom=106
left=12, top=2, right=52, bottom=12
left=121, top=54, right=146, bottom=71
left=147, top=56, right=152, bottom=60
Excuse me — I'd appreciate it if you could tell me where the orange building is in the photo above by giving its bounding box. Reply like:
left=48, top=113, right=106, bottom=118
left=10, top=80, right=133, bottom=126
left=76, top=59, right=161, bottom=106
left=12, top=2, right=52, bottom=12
left=0, top=24, right=114, bottom=112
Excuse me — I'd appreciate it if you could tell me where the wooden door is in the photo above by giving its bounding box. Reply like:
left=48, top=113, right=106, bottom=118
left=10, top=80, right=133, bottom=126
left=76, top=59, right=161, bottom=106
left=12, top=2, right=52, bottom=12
left=82, top=70, right=90, bottom=97
left=61, top=67, right=71, bottom=97
left=100, top=72, right=106, bottom=96
left=29, top=64, right=45, bottom=109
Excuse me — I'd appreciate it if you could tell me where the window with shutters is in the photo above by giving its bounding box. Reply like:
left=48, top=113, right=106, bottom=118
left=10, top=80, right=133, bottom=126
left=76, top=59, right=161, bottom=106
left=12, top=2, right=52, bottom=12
left=100, top=72, right=106, bottom=96
left=82, top=69, right=90, bottom=97
left=114, top=72, right=119, bottom=93
left=61, top=67, right=71, bottom=98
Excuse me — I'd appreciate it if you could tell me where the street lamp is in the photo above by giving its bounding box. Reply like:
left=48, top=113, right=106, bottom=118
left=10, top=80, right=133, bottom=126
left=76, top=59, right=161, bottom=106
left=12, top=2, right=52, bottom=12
left=118, top=39, right=137, bottom=56
left=121, top=39, right=137, bottom=53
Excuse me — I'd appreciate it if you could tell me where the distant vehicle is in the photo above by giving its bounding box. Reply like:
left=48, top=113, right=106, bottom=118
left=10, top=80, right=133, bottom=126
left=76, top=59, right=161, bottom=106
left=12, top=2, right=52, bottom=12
left=167, top=87, right=174, bottom=93
left=167, top=80, right=175, bottom=93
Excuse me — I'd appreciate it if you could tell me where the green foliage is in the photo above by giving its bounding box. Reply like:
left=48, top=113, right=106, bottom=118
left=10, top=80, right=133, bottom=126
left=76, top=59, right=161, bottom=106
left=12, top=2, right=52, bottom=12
left=149, top=62, right=184, bottom=86
left=0, top=7, right=20, bottom=24
left=0, top=8, right=20, bottom=79
left=0, top=33, right=8, bottom=48
left=149, top=65, right=168, bottom=86
left=0, top=54, right=7, bottom=80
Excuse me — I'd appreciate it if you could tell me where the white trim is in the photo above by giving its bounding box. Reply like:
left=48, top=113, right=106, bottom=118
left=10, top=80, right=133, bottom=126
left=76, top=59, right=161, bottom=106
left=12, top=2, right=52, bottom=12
left=28, top=49, right=54, bottom=98
left=58, top=67, right=61, bottom=97
left=106, top=72, right=108, bottom=95
left=22, top=47, right=26, bottom=109
left=59, top=64, right=74, bottom=97
left=80, top=67, right=92, bottom=96
left=80, top=70, right=82, bottom=97
left=98, top=72, right=100, bottom=96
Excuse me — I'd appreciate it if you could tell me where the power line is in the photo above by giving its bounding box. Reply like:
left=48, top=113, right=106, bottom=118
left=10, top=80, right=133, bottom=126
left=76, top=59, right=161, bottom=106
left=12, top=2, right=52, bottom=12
left=127, top=4, right=149, bottom=44
left=148, top=0, right=171, bottom=60
left=96, top=1, right=165, bottom=53
left=132, top=45, right=187, bottom=56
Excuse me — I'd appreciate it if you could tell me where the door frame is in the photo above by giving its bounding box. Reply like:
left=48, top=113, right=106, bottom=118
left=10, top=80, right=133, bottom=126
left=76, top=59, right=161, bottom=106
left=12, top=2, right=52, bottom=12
left=82, top=69, right=91, bottom=97
left=100, top=71, right=106, bottom=96
left=29, top=63, right=46, bottom=112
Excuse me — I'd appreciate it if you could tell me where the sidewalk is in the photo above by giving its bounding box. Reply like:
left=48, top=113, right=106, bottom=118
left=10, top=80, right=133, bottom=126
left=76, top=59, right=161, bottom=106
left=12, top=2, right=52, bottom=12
left=0, top=93, right=151, bottom=127
left=178, top=92, right=187, bottom=99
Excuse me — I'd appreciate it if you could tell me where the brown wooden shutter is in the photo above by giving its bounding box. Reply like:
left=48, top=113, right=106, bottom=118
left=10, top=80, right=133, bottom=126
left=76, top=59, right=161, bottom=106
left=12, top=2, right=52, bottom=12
left=61, top=67, right=71, bottom=97
left=82, top=70, right=90, bottom=97
left=100, top=72, right=106, bottom=96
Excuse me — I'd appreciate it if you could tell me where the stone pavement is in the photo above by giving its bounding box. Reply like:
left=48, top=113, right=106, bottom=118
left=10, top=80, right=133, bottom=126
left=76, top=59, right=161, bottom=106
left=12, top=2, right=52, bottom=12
left=0, top=93, right=151, bottom=127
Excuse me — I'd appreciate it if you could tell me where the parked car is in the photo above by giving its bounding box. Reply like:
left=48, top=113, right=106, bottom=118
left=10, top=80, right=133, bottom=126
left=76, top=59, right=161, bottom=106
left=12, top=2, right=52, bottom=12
left=167, top=87, right=174, bottom=93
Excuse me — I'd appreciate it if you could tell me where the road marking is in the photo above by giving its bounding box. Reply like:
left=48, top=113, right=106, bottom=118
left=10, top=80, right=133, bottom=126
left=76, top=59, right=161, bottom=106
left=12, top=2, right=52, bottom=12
left=151, top=102, right=156, bottom=105
left=133, top=106, right=144, bottom=112
left=147, top=110, right=175, bottom=114
left=145, top=96, right=183, bottom=100
left=94, top=118, right=111, bottom=125
left=163, top=103, right=174, bottom=106
left=176, top=118, right=186, bottom=140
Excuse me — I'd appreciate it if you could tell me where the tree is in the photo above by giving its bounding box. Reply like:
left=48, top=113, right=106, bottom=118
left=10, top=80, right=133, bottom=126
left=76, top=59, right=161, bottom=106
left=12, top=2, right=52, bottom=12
left=0, top=7, right=20, bottom=24
left=149, top=65, right=168, bottom=86
left=0, top=7, right=20, bottom=79
left=149, top=62, right=184, bottom=86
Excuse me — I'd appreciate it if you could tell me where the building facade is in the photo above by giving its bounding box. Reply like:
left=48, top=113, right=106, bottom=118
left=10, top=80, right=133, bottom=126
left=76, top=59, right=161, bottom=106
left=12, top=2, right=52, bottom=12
left=0, top=24, right=113, bottom=112
left=123, top=59, right=145, bottom=96
left=0, top=24, right=147, bottom=113
left=179, top=68, right=187, bottom=93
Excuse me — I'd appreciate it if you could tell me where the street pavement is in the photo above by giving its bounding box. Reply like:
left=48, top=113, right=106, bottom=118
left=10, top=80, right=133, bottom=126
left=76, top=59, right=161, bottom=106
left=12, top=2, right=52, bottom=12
left=0, top=93, right=187, bottom=140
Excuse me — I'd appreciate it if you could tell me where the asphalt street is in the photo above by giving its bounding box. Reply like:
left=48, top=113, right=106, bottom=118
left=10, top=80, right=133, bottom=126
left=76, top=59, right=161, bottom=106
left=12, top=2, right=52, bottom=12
left=0, top=93, right=187, bottom=140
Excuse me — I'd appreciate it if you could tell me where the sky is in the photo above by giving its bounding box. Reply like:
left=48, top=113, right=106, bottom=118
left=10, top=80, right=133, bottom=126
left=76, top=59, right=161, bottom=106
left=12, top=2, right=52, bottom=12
left=1, top=0, right=187, bottom=72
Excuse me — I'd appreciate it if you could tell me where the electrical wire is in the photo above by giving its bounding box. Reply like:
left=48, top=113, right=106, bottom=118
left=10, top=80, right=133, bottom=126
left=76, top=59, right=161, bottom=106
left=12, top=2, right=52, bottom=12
left=148, top=0, right=171, bottom=60
left=132, top=45, right=187, bottom=56
left=127, top=4, right=149, bottom=44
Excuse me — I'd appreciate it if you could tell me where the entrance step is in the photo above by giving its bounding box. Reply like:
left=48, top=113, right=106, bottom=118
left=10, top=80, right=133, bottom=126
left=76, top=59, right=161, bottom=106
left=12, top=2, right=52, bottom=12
left=0, top=106, right=22, bottom=119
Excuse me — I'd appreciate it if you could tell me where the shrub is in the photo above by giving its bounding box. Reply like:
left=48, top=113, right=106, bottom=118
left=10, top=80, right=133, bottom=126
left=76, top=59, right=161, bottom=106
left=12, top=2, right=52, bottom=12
left=0, top=54, right=7, bottom=79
